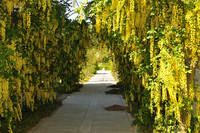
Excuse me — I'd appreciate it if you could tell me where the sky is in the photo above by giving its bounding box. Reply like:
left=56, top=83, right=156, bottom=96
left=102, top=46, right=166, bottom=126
left=68, top=0, right=91, bottom=20
left=68, top=0, right=85, bottom=20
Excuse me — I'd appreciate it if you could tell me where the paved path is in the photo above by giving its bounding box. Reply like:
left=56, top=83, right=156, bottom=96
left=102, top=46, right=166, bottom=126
left=29, top=70, right=137, bottom=133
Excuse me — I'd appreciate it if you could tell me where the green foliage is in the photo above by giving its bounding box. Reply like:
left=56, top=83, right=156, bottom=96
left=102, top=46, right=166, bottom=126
left=93, top=60, right=99, bottom=74
left=79, top=46, right=97, bottom=82
left=80, top=45, right=112, bottom=81
left=97, top=46, right=112, bottom=70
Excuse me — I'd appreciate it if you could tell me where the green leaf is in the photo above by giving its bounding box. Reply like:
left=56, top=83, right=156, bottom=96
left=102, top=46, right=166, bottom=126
left=0, top=62, right=5, bottom=69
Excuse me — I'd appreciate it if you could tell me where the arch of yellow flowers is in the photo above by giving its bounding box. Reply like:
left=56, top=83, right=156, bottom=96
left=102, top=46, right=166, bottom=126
left=1, top=0, right=200, bottom=132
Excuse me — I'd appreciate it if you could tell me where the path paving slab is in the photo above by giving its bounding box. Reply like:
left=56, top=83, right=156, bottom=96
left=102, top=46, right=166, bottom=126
left=29, top=70, right=137, bottom=133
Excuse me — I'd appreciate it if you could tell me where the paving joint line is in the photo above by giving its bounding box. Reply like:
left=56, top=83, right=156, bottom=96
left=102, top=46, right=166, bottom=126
left=76, top=95, right=93, bottom=133
left=89, top=85, right=99, bottom=133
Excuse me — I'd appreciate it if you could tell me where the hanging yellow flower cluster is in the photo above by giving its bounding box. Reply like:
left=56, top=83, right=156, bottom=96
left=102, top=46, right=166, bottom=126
left=93, top=0, right=200, bottom=132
